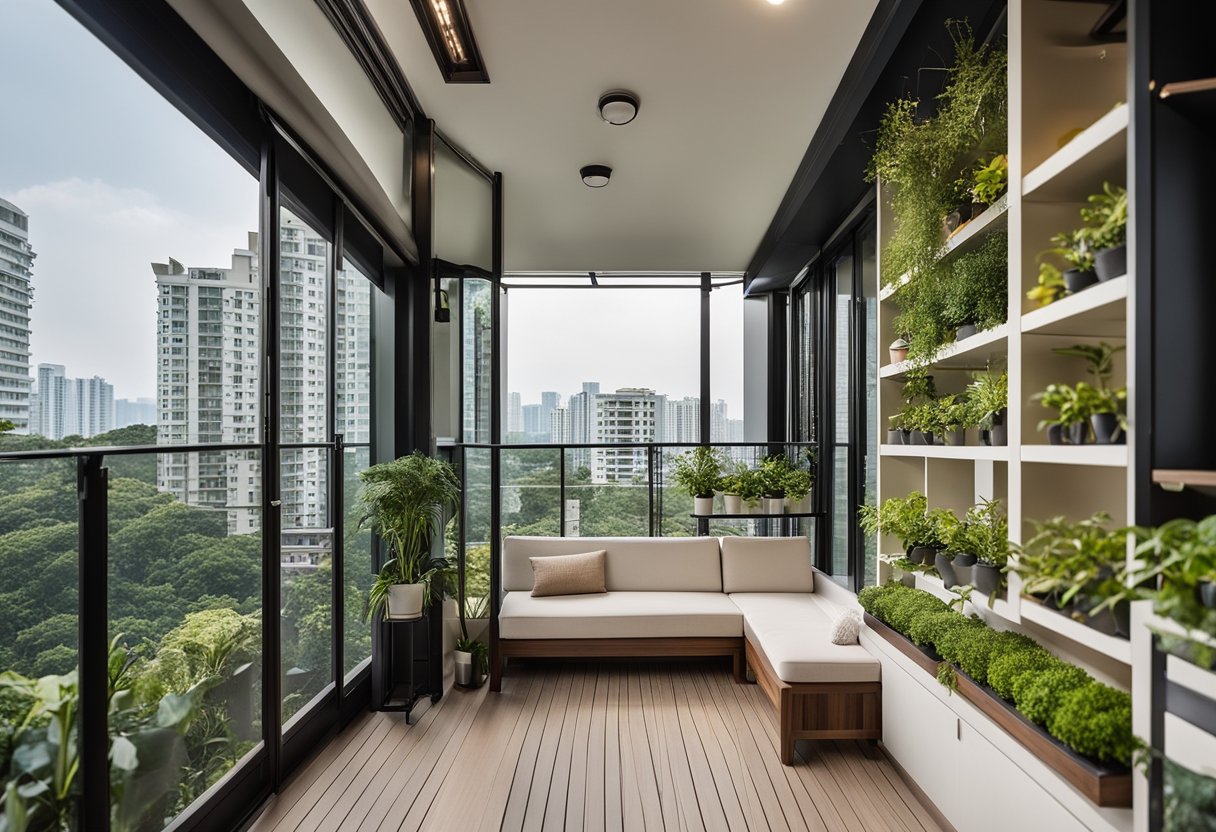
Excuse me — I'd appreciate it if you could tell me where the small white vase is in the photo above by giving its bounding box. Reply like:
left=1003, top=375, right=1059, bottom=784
left=763, top=497, right=785, bottom=515
left=694, top=495, right=715, bottom=516
left=386, top=583, right=425, bottom=620
left=723, top=494, right=743, bottom=514
left=454, top=650, right=474, bottom=686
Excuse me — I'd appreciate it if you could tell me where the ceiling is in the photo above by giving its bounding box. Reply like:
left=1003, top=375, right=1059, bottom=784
left=363, top=0, right=879, bottom=273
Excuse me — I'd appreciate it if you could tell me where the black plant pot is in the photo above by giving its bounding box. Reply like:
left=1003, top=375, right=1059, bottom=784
left=952, top=553, right=977, bottom=587
left=1068, top=421, right=1090, bottom=446
left=973, top=562, right=1003, bottom=597
left=935, top=553, right=958, bottom=588
left=979, top=428, right=992, bottom=446
left=1198, top=581, right=1216, bottom=610
left=944, top=429, right=967, bottom=446
left=953, top=553, right=978, bottom=569
left=923, top=431, right=937, bottom=446
left=909, top=545, right=936, bottom=565
left=990, top=408, right=1008, bottom=446
left=900, top=429, right=911, bottom=445
left=1071, top=596, right=1131, bottom=638
left=956, top=323, right=978, bottom=341
left=1064, top=268, right=1099, bottom=294
left=911, top=430, right=928, bottom=446
left=1094, top=244, right=1127, bottom=282
left=887, top=429, right=904, bottom=446
left=1046, top=423, right=1065, bottom=445
left=1090, top=413, right=1123, bottom=445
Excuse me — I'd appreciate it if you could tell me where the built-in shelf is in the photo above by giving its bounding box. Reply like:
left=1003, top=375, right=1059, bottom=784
left=1023, top=103, right=1129, bottom=202
left=1020, top=598, right=1133, bottom=664
left=879, top=323, right=1008, bottom=379
left=913, top=571, right=1016, bottom=621
left=880, top=443, right=1010, bottom=461
left=1021, top=276, right=1128, bottom=337
left=1147, top=612, right=1216, bottom=652
left=1152, top=469, right=1216, bottom=491
left=1167, top=655, right=1216, bottom=703
left=1021, top=444, right=1128, bottom=467
left=879, top=194, right=1010, bottom=302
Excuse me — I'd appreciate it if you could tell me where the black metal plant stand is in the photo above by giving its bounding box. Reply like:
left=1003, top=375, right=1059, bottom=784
left=691, top=512, right=822, bottom=536
left=374, top=613, right=438, bottom=723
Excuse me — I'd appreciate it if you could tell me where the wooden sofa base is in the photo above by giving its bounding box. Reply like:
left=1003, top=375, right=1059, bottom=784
left=745, top=638, right=882, bottom=765
left=491, top=637, right=745, bottom=692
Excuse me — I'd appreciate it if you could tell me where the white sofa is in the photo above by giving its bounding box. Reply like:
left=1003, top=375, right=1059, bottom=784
left=493, top=535, right=881, bottom=764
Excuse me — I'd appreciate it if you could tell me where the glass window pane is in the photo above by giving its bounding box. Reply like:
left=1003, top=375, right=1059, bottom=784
left=343, top=445, right=372, bottom=680
left=462, top=279, right=493, bottom=444
left=336, top=259, right=372, bottom=446
left=710, top=283, right=744, bottom=444
left=109, top=451, right=262, bottom=824
left=860, top=223, right=879, bottom=586
left=831, top=254, right=854, bottom=584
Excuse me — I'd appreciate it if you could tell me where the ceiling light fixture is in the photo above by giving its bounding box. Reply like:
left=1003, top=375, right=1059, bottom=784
left=408, top=0, right=489, bottom=83
left=580, top=165, right=612, bottom=188
left=598, top=90, right=640, bottom=126
left=767, top=0, right=786, bottom=5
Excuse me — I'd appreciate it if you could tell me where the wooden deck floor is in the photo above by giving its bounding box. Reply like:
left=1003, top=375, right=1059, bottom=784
left=249, top=662, right=942, bottom=832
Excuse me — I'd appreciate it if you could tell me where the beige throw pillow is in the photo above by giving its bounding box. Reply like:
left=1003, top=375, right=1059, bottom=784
left=530, top=550, right=607, bottom=597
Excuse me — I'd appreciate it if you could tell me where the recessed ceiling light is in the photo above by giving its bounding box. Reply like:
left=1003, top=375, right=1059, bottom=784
left=580, top=165, right=612, bottom=188
left=598, top=91, right=640, bottom=126
left=767, top=0, right=785, bottom=5
left=408, top=0, right=490, bottom=83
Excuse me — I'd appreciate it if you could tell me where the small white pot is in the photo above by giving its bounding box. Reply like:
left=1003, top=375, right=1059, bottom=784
left=386, top=583, right=425, bottom=620
left=723, top=494, right=743, bottom=514
left=694, top=495, right=715, bottom=516
left=763, top=497, right=785, bottom=515
left=454, top=650, right=474, bottom=686
left=785, top=495, right=812, bottom=514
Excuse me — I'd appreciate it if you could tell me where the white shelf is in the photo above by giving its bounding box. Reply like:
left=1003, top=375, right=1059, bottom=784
left=879, top=324, right=1009, bottom=378
left=1167, top=655, right=1216, bottom=703
left=1020, top=597, right=1133, bottom=663
left=1021, top=276, right=1128, bottom=337
left=1023, top=103, right=1129, bottom=202
left=1020, top=444, right=1128, bottom=467
left=1147, top=612, right=1216, bottom=652
left=879, top=194, right=1010, bottom=302
left=880, top=444, right=1010, bottom=461
left=913, top=572, right=1017, bottom=621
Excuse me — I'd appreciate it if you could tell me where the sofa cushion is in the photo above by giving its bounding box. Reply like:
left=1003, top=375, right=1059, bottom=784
left=503, top=536, right=722, bottom=593
left=499, top=591, right=743, bottom=640
left=530, top=550, right=607, bottom=597
left=720, top=537, right=814, bottom=593
left=729, top=593, right=880, bottom=684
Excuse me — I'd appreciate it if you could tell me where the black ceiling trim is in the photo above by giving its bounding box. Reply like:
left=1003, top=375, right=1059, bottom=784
left=744, top=0, right=918, bottom=292
left=313, top=0, right=424, bottom=128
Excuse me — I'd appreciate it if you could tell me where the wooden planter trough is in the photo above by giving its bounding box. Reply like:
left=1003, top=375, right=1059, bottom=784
left=864, top=613, right=1133, bottom=808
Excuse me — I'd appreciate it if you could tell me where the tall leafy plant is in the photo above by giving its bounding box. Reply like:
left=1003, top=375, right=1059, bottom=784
left=358, top=452, right=460, bottom=622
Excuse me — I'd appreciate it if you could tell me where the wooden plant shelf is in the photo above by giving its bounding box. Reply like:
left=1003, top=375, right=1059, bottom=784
left=864, top=613, right=1133, bottom=808
left=1152, top=469, right=1216, bottom=491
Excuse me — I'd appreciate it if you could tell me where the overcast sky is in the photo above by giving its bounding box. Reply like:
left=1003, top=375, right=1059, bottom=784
left=2, top=0, right=744, bottom=415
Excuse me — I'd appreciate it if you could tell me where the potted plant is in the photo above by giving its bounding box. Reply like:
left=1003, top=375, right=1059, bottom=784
left=941, top=511, right=978, bottom=589
left=1016, top=513, right=1135, bottom=636
left=737, top=467, right=764, bottom=514
left=887, top=411, right=909, bottom=445
left=938, top=396, right=975, bottom=446
left=719, top=469, right=745, bottom=514
left=964, top=499, right=1009, bottom=598
left=1039, top=228, right=1097, bottom=294
left=1081, top=183, right=1127, bottom=281
left=758, top=454, right=793, bottom=513
left=673, top=446, right=724, bottom=516
left=967, top=370, right=1008, bottom=446
left=784, top=468, right=813, bottom=514
left=1033, top=383, right=1074, bottom=445
left=1133, top=516, right=1216, bottom=634
left=859, top=491, right=955, bottom=567
left=1027, top=264, right=1066, bottom=308
left=889, top=337, right=910, bottom=364
left=969, top=153, right=1008, bottom=207
left=1055, top=342, right=1126, bottom=445
left=360, top=452, right=460, bottom=622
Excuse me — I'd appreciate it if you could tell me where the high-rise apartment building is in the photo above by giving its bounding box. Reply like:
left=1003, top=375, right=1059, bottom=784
left=336, top=262, right=372, bottom=445
left=0, top=199, right=34, bottom=433
left=549, top=406, right=570, bottom=443
left=661, top=396, right=700, bottom=444
left=30, top=363, right=114, bottom=439
left=462, top=281, right=492, bottom=443
left=153, top=235, right=261, bottom=534
left=592, top=388, right=658, bottom=482
left=522, top=403, right=545, bottom=438
left=115, top=397, right=156, bottom=428
left=507, top=392, right=522, bottom=435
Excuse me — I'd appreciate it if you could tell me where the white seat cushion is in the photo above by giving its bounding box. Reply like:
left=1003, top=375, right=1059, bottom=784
left=729, top=593, right=880, bottom=684
left=720, top=537, right=814, bottom=593
left=499, top=591, right=743, bottom=640
left=503, top=536, right=723, bottom=592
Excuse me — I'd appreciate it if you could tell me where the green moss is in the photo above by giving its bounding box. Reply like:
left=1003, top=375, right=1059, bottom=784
left=1047, top=682, right=1135, bottom=767
left=952, top=628, right=1037, bottom=686
left=907, top=610, right=964, bottom=648
left=987, top=646, right=1057, bottom=702
left=1012, top=665, right=1090, bottom=726
left=932, top=615, right=987, bottom=665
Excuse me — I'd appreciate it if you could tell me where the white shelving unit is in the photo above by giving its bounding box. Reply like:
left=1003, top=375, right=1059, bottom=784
left=872, top=5, right=1139, bottom=828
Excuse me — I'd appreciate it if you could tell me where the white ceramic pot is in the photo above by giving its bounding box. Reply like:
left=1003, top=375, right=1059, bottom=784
left=694, top=495, right=715, bottom=516
left=454, top=650, right=474, bottom=686
left=723, top=494, right=743, bottom=514
left=763, top=497, right=785, bottom=515
left=386, top=583, right=425, bottom=620
left=785, top=495, right=812, bottom=514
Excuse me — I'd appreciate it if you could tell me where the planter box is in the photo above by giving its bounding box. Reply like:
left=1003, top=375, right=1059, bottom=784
left=864, top=613, right=1132, bottom=808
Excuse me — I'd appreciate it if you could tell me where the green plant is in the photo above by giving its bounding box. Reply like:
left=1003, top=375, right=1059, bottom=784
left=942, top=233, right=1008, bottom=332
left=1039, top=226, right=1095, bottom=276
left=0, top=420, right=13, bottom=434
left=783, top=468, right=813, bottom=502
left=966, top=370, right=1008, bottom=429
left=454, top=636, right=488, bottom=675
left=1027, top=261, right=1067, bottom=307
left=1015, top=513, right=1133, bottom=613
left=1080, top=182, right=1128, bottom=253
left=1054, top=342, right=1124, bottom=391
left=757, top=454, right=793, bottom=498
left=956, top=498, right=1010, bottom=568
left=1047, top=682, right=1135, bottom=766
left=735, top=467, right=765, bottom=508
left=1032, top=382, right=1077, bottom=431
left=671, top=446, right=724, bottom=498
left=1164, top=758, right=1216, bottom=832
left=1011, top=664, right=1090, bottom=726
left=986, top=647, right=1059, bottom=701
left=952, top=627, right=1036, bottom=686
left=901, top=369, right=937, bottom=405
left=1133, top=516, right=1216, bottom=641
left=358, top=452, right=461, bottom=622
left=969, top=153, right=1008, bottom=205
left=858, top=491, right=954, bottom=551
left=907, top=610, right=965, bottom=648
